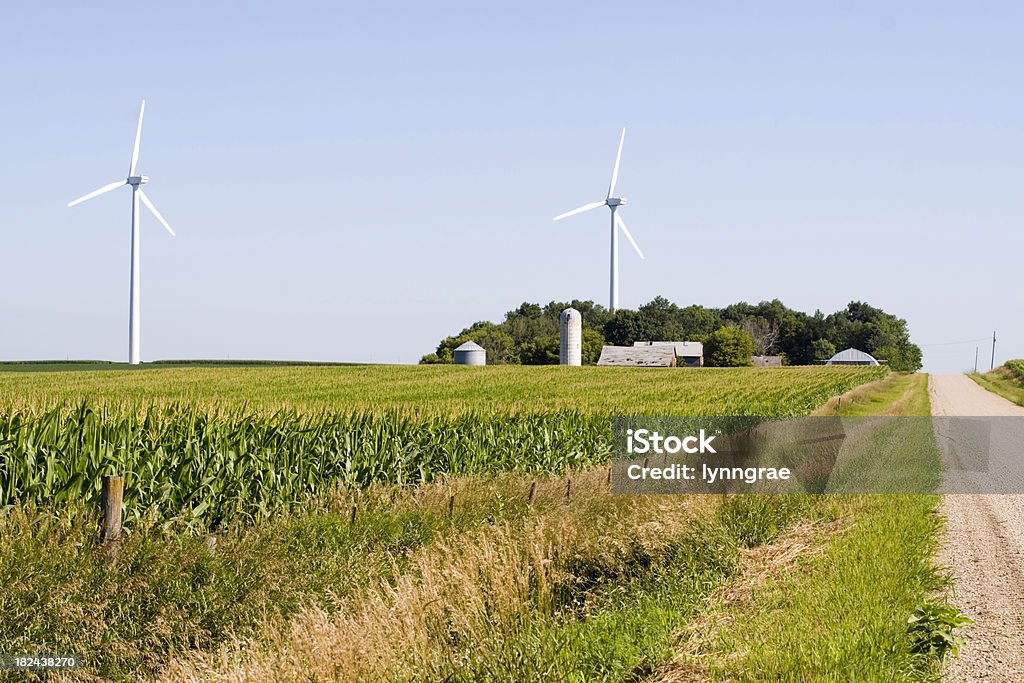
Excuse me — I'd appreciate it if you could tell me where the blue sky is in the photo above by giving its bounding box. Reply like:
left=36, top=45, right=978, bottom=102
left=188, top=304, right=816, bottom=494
left=1, top=1, right=1020, bottom=372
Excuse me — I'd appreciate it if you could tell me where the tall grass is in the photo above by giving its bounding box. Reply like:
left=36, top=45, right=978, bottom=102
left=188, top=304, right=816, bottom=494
left=157, top=474, right=810, bottom=683
left=0, top=473, right=572, bottom=682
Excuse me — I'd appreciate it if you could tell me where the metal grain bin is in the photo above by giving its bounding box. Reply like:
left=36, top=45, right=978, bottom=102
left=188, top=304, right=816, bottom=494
left=453, top=340, right=486, bottom=366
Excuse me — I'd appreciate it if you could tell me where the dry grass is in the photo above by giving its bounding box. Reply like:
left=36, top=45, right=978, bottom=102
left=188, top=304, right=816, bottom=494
left=157, top=468, right=715, bottom=683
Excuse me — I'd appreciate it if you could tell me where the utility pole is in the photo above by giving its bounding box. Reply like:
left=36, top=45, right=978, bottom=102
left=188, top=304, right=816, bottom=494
left=991, top=330, right=997, bottom=371
left=974, top=346, right=979, bottom=374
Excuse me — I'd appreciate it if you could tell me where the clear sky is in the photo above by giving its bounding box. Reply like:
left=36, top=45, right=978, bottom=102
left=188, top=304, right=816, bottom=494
left=1, top=1, right=1020, bottom=372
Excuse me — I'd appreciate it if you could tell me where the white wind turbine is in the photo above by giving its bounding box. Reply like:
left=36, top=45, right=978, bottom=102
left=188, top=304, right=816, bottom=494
left=553, top=128, right=644, bottom=311
left=68, top=100, right=177, bottom=365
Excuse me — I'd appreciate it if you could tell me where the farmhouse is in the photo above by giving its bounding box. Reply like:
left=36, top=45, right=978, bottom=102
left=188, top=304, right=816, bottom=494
left=633, top=341, right=703, bottom=367
left=598, top=345, right=677, bottom=367
left=825, top=348, right=880, bottom=366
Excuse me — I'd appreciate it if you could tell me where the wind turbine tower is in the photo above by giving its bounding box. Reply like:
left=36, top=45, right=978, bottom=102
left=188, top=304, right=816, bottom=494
left=553, top=128, right=644, bottom=311
left=68, top=101, right=177, bottom=365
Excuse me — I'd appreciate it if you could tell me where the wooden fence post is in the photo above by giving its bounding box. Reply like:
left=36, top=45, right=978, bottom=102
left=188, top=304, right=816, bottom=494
left=100, top=475, right=123, bottom=543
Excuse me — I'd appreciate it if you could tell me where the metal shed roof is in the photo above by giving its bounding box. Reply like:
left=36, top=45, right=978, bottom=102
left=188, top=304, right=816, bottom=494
left=825, top=348, right=879, bottom=365
left=633, top=341, right=704, bottom=357
left=598, top=345, right=677, bottom=367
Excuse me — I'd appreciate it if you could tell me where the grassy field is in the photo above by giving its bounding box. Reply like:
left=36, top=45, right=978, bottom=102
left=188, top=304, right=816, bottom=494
left=0, top=364, right=959, bottom=682
left=0, top=364, right=888, bottom=415
left=970, top=361, right=1024, bottom=406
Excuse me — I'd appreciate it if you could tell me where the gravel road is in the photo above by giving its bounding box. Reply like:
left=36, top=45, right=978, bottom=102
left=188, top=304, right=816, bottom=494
left=930, top=374, right=1024, bottom=681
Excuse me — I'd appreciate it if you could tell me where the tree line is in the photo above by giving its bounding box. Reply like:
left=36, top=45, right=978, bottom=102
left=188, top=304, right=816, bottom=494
left=420, top=297, right=923, bottom=371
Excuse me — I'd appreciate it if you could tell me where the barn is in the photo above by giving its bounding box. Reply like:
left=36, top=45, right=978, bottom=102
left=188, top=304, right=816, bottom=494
left=825, top=348, right=880, bottom=366
left=598, top=345, right=677, bottom=367
left=633, top=341, right=703, bottom=367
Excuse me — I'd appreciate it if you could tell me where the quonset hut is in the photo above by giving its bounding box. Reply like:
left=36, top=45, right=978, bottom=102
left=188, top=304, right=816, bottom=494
left=825, top=348, right=880, bottom=366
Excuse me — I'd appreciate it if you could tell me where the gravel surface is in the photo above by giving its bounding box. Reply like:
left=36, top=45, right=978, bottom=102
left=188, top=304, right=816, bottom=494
left=930, top=374, right=1024, bottom=681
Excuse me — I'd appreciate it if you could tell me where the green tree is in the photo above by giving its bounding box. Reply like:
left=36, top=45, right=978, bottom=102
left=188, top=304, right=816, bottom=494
left=637, top=295, right=685, bottom=341
left=582, top=327, right=605, bottom=365
left=518, top=335, right=559, bottom=365
left=704, top=327, right=755, bottom=367
left=423, top=297, right=921, bottom=370
left=678, top=305, right=722, bottom=339
left=425, top=322, right=518, bottom=365
left=810, top=338, right=836, bottom=363
left=873, top=344, right=923, bottom=372
left=603, top=309, right=643, bottom=346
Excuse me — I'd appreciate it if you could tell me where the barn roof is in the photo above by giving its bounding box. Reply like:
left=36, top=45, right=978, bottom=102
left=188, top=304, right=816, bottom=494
left=598, top=345, right=677, bottom=367
left=826, top=348, right=879, bottom=365
left=633, top=341, right=703, bottom=357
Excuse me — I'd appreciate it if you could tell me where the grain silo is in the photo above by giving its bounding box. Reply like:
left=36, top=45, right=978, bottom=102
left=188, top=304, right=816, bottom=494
left=559, top=308, right=582, bottom=366
left=453, top=340, right=486, bottom=366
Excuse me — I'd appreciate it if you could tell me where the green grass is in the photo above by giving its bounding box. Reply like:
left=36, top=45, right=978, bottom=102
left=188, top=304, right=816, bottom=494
left=662, top=373, right=953, bottom=681
left=817, top=372, right=931, bottom=416
left=692, top=494, right=945, bottom=681
left=970, top=364, right=1024, bottom=407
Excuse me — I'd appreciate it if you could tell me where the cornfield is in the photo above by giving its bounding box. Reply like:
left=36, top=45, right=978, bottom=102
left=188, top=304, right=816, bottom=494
left=0, top=365, right=888, bottom=529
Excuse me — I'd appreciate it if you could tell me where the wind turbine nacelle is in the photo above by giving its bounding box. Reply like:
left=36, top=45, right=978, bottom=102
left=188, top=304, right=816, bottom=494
left=127, top=175, right=149, bottom=186
left=606, top=197, right=627, bottom=207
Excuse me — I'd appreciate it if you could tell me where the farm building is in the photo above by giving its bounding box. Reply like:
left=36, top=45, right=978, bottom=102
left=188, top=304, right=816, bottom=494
left=752, top=355, right=783, bottom=368
left=633, top=341, right=703, bottom=367
left=825, top=348, right=880, bottom=366
left=453, top=341, right=486, bottom=365
left=598, top=345, right=677, bottom=367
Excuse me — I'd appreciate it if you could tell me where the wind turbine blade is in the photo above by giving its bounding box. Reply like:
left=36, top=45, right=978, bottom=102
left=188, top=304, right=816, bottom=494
left=607, top=127, right=625, bottom=199
left=138, top=190, right=176, bottom=236
left=615, top=213, right=644, bottom=259
left=553, top=201, right=606, bottom=221
left=67, top=180, right=126, bottom=207
left=129, top=100, right=145, bottom=176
